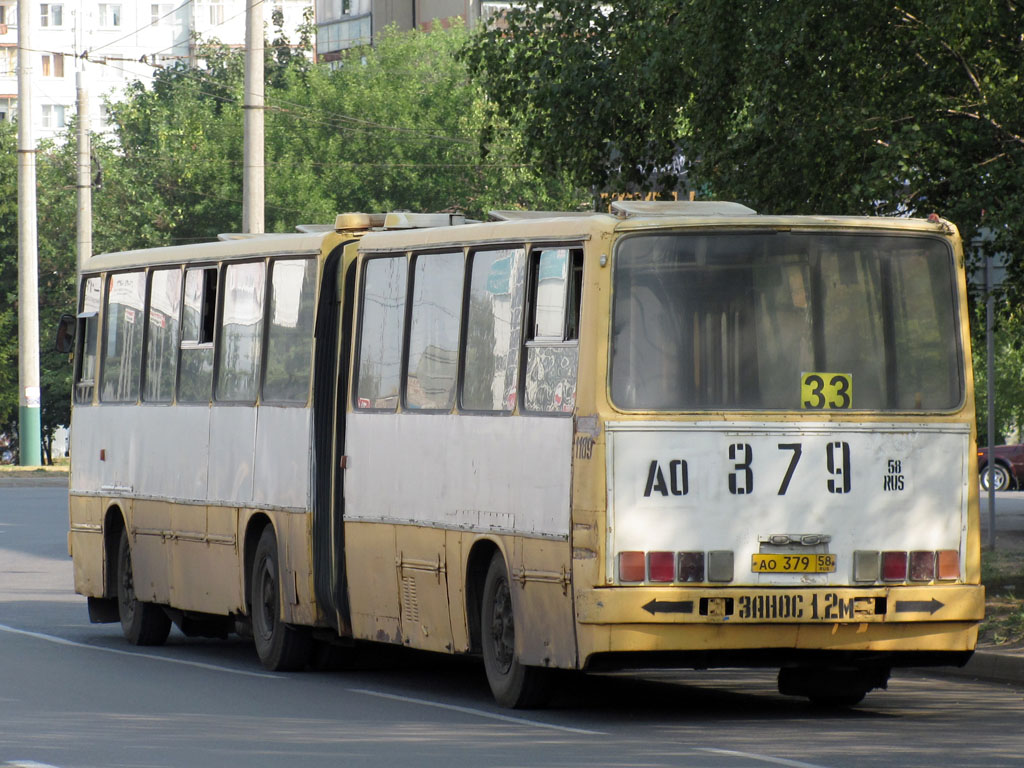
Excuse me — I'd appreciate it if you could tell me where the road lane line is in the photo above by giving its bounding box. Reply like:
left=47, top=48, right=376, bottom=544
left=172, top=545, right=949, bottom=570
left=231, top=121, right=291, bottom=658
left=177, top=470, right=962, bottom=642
left=0, top=623, right=282, bottom=680
left=348, top=688, right=607, bottom=736
left=697, top=747, right=833, bottom=768
left=4, top=761, right=66, bottom=768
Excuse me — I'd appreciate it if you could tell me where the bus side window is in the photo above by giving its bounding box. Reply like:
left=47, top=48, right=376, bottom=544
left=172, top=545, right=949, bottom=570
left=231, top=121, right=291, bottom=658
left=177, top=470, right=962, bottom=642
left=99, top=271, right=146, bottom=403
left=216, top=262, right=266, bottom=403
left=179, top=266, right=218, bottom=404
left=461, top=248, right=526, bottom=412
left=405, top=252, right=464, bottom=411
left=74, top=276, right=102, bottom=404
left=263, top=258, right=317, bottom=404
left=523, top=247, right=582, bottom=413
left=355, top=257, right=407, bottom=410
left=143, top=268, right=182, bottom=403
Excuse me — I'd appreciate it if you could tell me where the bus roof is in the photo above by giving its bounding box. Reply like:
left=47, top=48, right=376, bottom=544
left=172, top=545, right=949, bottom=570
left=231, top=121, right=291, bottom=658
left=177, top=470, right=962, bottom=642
left=83, top=231, right=334, bottom=273
left=82, top=205, right=958, bottom=273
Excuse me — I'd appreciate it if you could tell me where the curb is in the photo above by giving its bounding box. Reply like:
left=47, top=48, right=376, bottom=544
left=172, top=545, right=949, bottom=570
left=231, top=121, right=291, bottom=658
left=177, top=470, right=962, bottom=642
left=924, top=648, right=1024, bottom=686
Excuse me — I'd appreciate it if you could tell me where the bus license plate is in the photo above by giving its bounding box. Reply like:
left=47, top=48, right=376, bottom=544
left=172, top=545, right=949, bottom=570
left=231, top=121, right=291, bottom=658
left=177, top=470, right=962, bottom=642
left=751, top=554, right=836, bottom=573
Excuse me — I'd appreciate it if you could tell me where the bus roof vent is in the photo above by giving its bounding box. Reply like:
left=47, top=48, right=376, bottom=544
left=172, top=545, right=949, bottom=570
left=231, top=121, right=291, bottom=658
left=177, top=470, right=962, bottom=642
left=383, top=212, right=465, bottom=229
left=218, top=232, right=268, bottom=241
left=296, top=224, right=334, bottom=233
left=335, top=213, right=387, bottom=232
left=489, top=210, right=596, bottom=221
left=611, top=200, right=757, bottom=218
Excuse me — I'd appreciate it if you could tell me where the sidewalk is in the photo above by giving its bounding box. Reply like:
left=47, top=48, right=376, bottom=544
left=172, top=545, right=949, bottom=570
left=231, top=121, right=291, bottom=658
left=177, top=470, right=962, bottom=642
left=0, top=468, right=69, bottom=486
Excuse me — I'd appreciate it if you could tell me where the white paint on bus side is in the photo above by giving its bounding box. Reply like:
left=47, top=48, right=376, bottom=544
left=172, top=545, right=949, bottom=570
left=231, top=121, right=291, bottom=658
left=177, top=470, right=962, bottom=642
left=344, top=412, right=573, bottom=539
left=69, top=404, right=311, bottom=510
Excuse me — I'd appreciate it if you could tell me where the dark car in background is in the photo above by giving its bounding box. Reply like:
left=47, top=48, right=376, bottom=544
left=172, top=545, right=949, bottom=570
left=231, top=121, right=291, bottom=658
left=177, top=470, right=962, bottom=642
left=978, top=444, right=1024, bottom=491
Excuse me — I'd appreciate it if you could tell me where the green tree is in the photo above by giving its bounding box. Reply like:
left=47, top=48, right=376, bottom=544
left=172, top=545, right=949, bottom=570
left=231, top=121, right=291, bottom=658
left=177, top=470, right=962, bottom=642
left=464, top=2, right=1024, bottom=277
left=461, top=0, right=691, bottom=200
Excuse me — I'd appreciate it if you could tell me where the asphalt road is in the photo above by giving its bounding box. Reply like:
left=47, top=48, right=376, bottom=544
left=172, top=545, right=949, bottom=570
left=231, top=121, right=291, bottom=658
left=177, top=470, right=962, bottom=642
left=3, top=484, right=1024, bottom=768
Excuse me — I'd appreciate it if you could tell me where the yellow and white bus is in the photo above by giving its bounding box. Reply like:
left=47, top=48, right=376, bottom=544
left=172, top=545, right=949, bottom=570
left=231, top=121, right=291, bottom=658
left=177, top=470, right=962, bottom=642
left=63, top=201, right=983, bottom=707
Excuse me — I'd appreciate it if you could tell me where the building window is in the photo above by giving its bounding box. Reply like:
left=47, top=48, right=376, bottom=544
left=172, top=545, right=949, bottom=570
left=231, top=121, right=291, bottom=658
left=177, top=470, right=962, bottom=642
left=0, top=3, right=14, bottom=28
left=98, top=4, right=121, bottom=27
left=151, top=3, right=172, bottom=26
left=40, top=104, right=66, bottom=129
left=0, top=97, right=13, bottom=122
left=40, top=4, right=63, bottom=27
left=41, top=53, right=64, bottom=77
left=0, top=46, right=15, bottom=76
left=208, top=1, right=224, bottom=25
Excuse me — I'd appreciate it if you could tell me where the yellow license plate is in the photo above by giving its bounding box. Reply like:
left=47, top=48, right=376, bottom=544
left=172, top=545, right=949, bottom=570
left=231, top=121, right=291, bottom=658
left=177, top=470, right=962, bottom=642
left=751, top=554, right=836, bottom=573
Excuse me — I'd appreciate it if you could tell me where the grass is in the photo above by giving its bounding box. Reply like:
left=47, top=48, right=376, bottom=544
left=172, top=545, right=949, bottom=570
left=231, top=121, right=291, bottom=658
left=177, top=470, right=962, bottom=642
left=980, top=538, right=1024, bottom=648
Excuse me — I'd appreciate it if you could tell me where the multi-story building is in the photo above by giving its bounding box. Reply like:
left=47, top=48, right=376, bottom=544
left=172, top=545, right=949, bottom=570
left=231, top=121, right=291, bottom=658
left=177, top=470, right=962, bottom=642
left=0, top=0, right=313, bottom=142
left=314, top=0, right=507, bottom=62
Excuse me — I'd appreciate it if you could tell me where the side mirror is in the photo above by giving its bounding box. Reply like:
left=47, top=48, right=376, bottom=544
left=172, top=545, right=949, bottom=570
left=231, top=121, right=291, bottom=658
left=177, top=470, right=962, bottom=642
left=55, top=313, right=76, bottom=354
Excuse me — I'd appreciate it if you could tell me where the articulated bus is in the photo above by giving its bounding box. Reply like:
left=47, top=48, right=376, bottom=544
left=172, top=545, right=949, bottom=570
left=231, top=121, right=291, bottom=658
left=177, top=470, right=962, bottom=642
left=63, top=201, right=983, bottom=707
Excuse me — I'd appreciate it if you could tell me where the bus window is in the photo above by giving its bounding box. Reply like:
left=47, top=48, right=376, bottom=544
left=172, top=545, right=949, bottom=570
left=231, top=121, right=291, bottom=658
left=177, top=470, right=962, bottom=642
left=523, top=248, right=581, bottom=413
left=143, top=268, right=182, bottom=402
left=461, top=248, right=525, bottom=412
left=216, top=262, right=266, bottom=402
left=100, top=271, right=145, bottom=402
left=179, top=266, right=217, bottom=403
left=356, top=257, right=407, bottom=410
left=263, top=258, right=317, bottom=403
left=406, top=252, right=464, bottom=411
left=610, top=232, right=961, bottom=410
left=74, top=276, right=101, bottom=404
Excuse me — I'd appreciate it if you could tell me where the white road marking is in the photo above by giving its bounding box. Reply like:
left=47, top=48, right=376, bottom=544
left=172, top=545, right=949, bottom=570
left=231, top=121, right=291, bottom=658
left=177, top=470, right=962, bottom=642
left=4, top=761, right=66, bottom=768
left=348, top=688, right=607, bottom=736
left=0, top=623, right=282, bottom=679
left=697, top=747, right=834, bottom=768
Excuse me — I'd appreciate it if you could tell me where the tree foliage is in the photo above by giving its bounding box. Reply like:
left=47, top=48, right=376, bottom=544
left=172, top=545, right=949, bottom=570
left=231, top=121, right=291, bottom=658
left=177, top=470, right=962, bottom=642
left=464, top=2, right=1024, bottom=276
left=461, top=0, right=691, bottom=198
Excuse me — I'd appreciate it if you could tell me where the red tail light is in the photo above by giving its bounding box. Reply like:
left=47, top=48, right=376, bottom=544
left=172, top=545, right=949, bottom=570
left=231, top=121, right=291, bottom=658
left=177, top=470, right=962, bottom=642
left=648, top=552, right=675, bottom=582
left=882, top=551, right=908, bottom=581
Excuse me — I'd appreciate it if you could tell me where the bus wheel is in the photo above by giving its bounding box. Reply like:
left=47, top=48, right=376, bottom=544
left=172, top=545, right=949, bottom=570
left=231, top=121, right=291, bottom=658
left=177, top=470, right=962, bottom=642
left=481, top=553, right=552, bottom=708
left=251, top=527, right=311, bottom=671
left=116, top=528, right=171, bottom=646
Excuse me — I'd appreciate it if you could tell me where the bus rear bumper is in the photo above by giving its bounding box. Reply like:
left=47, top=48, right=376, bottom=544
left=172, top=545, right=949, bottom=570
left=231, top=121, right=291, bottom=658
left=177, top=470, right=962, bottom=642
left=575, top=584, right=983, bottom=669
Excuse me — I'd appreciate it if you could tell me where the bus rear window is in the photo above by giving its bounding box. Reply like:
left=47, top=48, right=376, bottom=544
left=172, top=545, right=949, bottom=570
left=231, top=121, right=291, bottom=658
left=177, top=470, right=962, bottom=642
left=610, top=232, right=962, bottom=411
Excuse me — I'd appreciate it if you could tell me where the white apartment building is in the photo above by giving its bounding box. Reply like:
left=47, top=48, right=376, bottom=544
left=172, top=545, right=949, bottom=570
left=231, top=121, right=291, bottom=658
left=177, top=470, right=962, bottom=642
left=0, top=0, right=313, bottom=142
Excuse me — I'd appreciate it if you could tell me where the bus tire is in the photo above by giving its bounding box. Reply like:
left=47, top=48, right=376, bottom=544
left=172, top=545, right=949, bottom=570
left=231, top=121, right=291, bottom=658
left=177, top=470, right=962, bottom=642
left=481, top=552, right=552, bottom=709
left=251, top=527, right=311, bottom=671
left=116, top=528, right=171, bottom=646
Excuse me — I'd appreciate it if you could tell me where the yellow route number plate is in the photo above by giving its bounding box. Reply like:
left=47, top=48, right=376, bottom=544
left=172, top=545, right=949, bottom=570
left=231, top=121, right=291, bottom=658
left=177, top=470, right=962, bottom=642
left=801, top=372, right=852, bottom=409
left=751, top=554, right=837, bottom=573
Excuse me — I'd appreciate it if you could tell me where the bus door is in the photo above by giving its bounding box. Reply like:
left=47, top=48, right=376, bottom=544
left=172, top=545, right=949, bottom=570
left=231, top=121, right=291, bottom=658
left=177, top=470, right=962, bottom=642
left=312, top=246, right=357, bottom=634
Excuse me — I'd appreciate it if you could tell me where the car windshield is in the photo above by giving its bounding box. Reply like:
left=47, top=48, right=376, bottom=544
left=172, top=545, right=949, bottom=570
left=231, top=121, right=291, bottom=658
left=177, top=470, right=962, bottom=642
left=610, top=231, right=962, bottom=411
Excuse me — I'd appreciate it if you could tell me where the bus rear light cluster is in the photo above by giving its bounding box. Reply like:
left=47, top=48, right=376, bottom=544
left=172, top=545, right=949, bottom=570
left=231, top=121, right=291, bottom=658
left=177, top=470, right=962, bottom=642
left=617, top=551, right=734, bottom=583
left=854, top=550, right=959, bottom=583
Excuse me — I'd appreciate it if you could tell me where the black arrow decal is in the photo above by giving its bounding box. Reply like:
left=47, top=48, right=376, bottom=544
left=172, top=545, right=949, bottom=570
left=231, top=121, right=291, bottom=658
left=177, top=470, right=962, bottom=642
left=642, top=599, right=694, bottom=615
left=894, top=598, right=944, bottom=615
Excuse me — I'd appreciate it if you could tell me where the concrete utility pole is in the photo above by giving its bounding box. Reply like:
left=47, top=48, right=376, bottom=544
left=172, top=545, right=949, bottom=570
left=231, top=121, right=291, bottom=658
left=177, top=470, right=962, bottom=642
left=76, top=68, right=92, bottom=276
left=17, top=0, right=42, bottom=466
left=242, top=0, right=265, bottom=233
left=986, top=251, right=996, bottom=549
